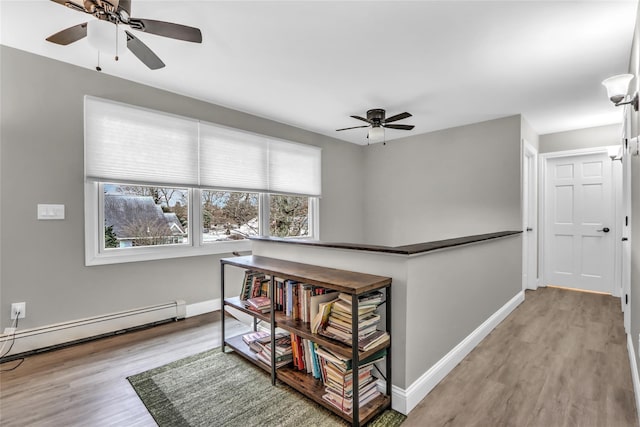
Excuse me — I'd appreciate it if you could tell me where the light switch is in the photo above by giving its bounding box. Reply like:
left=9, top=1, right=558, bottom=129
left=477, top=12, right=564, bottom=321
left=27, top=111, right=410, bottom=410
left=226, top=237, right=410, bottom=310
left=37, top=204, right=65, bottom=220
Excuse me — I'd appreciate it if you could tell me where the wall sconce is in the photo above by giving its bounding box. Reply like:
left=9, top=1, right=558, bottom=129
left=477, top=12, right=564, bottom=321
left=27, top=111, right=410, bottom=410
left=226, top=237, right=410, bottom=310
left=602, top=74, right=639, bottom=111
left=608, top=145, right=622, bottom=161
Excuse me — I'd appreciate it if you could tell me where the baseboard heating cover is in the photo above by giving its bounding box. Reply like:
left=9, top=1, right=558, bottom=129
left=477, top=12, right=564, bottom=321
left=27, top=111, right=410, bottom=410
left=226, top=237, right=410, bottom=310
left=0, top=300, right=186, bottom=358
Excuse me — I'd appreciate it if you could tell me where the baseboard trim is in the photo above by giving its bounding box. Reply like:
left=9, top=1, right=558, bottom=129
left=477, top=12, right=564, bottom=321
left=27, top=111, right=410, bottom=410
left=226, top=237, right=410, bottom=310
left=185, top=298, right=221, bottom=318
left=391, top=290, right=525, bottom=415
left=0, top=300, right=186, bottom=358
left=627, top=333, right=640, bottom=427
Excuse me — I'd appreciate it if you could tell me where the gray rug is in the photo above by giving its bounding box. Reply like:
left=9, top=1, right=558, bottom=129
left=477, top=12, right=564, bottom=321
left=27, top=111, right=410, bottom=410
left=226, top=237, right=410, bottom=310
left=128, top=348, right=406, bottom=427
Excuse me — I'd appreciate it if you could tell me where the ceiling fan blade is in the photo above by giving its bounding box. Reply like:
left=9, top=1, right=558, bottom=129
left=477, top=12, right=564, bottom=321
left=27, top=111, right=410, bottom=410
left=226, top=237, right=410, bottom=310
left=336, top=125, right=370, bottom=131
left=350, top=115, right=371, bottom=124
left=46, top=22, right=88, bottom=45
left=384, top=112, right=412, bottom=124
left=125, top=30, right=166, bottom=70
left=118, top=0, right=131, bottom=15
left=128, top=18, right=202, bottom=43
left=50, top=0, right=83, bottom=10
left=383, top=124, right=415, bottom=130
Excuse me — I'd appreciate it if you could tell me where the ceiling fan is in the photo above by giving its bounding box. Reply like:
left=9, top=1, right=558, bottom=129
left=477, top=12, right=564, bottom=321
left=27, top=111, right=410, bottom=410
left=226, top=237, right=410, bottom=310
left=336, top=109, right=415, bottom=143
left=45, top=0, right=202, bottom=70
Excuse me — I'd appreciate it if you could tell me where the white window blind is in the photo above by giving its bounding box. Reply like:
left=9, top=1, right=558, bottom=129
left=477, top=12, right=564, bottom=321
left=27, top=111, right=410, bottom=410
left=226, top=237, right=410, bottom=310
left=269, top=139, right=322, bottom=197
left=84, top=96, right=322, bottom=197
left=199, top=122, right=269, bottom=192
left=85, top=96, right=199, bottom=186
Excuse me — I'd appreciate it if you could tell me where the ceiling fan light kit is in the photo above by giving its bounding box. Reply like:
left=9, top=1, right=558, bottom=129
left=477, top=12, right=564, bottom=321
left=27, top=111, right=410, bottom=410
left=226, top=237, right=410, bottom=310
left=336, top=108, right=415, bottom=145
left=45, top=0, right=202, bottom=70
left=368, top=126, right=385, bottom=144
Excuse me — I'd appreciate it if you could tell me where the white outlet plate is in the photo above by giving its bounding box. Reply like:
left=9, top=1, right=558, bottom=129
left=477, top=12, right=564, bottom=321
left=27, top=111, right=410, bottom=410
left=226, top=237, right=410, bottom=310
left=3, top=327, right=16, bottom=335
left=10, top=302, right=25, bottom=320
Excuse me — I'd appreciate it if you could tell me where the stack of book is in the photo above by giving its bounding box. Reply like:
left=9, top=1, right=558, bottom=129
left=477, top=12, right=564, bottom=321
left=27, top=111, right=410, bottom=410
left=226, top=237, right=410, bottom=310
left=253, top=333, right=294, bottom=368
left=314, top=346, right=386, bottom=415
left=241, top=330, right=270, bottom=347
left=318, top=291, right=390, bottom=351
left=245, top=295, right=271, bottom=313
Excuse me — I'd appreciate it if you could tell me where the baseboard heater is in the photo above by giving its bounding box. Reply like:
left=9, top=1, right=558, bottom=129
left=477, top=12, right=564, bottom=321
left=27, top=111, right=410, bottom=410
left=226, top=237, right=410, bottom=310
left=0, top=300, right=186, bottom=361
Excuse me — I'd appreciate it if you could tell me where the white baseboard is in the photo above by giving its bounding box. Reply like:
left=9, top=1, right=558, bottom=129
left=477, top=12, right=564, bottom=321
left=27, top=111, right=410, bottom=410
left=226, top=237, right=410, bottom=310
left=0, top=300, right=186, bottom=357
left=185, top=298, right=221, bottom=318
left=0, top=297, right=237, bottom=358
left=391, top=291, right=525, bottom=415
left=627, top=333, right=640, bottom=427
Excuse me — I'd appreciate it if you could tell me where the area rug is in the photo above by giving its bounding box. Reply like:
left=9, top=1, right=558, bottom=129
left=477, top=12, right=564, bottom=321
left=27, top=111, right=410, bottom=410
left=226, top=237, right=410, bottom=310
left=128, top=348, right=406, bottom=427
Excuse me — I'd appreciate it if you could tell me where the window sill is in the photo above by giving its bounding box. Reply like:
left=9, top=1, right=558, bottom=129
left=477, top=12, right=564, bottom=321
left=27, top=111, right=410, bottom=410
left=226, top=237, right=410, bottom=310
left=85, top=239, right=252, bottom=266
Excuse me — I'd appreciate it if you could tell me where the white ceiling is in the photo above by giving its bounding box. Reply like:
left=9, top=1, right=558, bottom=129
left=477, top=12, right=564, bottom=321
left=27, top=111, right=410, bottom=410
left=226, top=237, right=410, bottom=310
left=1, top=0, right=638, bottom=145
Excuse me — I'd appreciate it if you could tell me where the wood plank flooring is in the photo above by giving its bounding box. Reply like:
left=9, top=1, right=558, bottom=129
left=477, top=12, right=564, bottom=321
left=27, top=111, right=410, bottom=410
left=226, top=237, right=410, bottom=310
left=0, top=287, right=637, bottom=426
left=404, top=287, right=638, bottom=427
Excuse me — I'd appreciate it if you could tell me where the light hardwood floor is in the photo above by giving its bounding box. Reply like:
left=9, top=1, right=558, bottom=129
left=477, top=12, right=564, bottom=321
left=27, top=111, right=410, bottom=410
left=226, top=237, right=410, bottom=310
left=0, top=287, right=637, bottom=426
left=404, top=287, right=638, bottom=427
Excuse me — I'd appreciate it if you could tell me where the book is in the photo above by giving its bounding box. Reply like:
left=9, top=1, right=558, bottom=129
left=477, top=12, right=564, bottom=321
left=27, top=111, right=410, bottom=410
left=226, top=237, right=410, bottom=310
left=314, top=346, right=387, bottom=372
left=246, top=296, right=271, bottom=313
left=249, top=334, right=272, bottom=353
left=241, top=330, right=270, bottom=346
left=357, top=330, right=390, bottom=351
left=311, top=298, right=338, bottom=334
left=337, top=291, right=384, bottom=307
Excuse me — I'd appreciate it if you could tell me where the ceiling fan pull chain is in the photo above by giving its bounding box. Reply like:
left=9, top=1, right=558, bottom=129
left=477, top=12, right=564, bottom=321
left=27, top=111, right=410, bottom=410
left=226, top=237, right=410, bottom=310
left=96, top=51, right=102, bottom=72
left=115, top=23, right=119, bottom=61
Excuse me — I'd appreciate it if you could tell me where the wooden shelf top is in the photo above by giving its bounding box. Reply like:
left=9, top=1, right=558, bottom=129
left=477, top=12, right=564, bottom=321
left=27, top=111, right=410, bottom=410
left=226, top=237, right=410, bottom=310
left=221, top=255, right=391, bottom=294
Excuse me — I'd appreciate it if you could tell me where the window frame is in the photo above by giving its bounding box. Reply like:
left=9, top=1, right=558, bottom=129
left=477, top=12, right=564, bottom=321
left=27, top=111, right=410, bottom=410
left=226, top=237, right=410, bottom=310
left=85, top=183, right=319, bottom=266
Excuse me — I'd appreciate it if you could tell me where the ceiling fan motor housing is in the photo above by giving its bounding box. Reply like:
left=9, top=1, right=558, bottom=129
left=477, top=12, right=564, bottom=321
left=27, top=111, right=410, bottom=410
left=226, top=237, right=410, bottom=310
left=367, top=109, right=386, bottom=123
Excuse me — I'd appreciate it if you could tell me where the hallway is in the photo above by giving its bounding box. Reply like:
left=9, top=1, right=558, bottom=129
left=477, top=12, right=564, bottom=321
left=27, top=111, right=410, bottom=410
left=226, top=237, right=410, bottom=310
left=404, top=287, right=638, bottom=426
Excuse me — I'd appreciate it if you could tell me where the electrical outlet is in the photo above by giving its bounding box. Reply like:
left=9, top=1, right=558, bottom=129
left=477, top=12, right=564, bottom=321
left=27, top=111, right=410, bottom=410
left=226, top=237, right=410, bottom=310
left=3, top=327, right=16, bottom=335
left=10, top=302, right=25, bottom=320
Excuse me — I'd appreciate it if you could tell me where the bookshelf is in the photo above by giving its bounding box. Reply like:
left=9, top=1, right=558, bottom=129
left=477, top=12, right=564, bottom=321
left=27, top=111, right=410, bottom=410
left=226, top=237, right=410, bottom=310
left=221, top=255, right=392, bottom=427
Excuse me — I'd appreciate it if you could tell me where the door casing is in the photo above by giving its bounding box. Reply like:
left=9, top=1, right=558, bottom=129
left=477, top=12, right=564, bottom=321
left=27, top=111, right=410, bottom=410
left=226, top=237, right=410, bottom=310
left=539, top=146, right=622, bottom=295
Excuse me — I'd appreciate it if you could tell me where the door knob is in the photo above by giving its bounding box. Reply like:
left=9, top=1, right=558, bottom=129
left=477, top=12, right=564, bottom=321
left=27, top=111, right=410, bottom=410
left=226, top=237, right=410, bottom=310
left=597, top=227, right=610, bottom=233
left=526, top=227, right=533, bottom=232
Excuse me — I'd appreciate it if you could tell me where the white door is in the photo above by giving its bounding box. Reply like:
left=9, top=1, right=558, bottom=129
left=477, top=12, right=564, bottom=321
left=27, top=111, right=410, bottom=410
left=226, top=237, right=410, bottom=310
left=544, top=152, right=614, bottom=293
left=522, top=141, right=538, bottom=290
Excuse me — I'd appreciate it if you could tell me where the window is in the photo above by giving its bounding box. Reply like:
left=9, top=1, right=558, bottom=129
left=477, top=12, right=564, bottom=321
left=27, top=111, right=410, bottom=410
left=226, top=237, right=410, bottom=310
left=84, top=96, right=321, bottom=265
left=104, top=184, right=189, bottom=248
left=269, top=194, right=310, bottom=238
left=202, top=191, right=259, bottom=242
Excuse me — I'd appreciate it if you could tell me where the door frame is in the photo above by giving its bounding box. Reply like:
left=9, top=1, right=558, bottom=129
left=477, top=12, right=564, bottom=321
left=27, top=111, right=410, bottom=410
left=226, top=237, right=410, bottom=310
left=539, top=146, right=622, bottom=295
left=621, top=105, right=633, bottom=333
left=522, top=139, right=539, bottom=291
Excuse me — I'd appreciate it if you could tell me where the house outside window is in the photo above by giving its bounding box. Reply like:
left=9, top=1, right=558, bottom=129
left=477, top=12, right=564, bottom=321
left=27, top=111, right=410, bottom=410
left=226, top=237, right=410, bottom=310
left=104, top=185, right=189, bottom=248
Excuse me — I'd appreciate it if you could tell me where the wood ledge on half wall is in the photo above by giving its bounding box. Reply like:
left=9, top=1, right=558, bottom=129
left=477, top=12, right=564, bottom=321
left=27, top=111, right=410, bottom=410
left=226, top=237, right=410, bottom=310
left=250, top=230, right=522, bottom=256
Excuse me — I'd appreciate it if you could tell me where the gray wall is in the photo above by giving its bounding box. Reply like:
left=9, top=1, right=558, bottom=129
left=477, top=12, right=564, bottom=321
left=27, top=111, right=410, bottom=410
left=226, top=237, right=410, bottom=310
left=539, top=124, right=622, bottom=153
left=405, top=234, right=521, bottom=386
left=0, top=46, right=365, bottom=330
left=362, top=115, right=522, bottom=246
